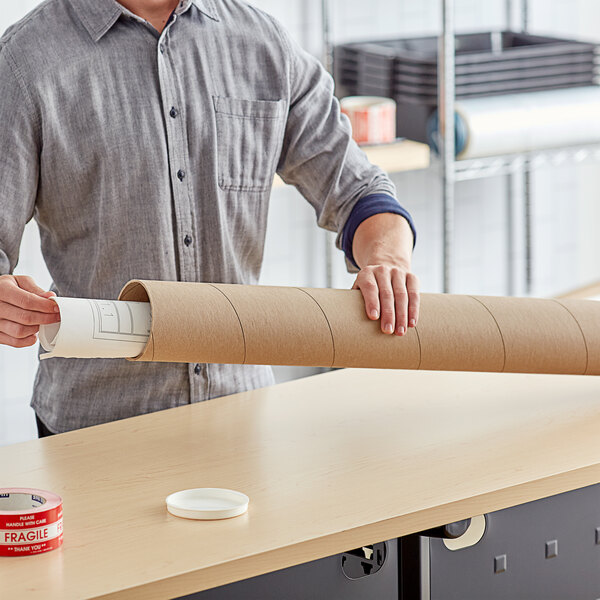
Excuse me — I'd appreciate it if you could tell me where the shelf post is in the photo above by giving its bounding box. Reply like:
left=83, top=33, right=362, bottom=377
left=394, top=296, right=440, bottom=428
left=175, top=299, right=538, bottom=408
left=505, top=0, right=513, bottom=28
left=521, top=0, right=529, bottom=32
left=321, top=0, right=335, bottom=290
left=524, top=166, right=533, bottom=295
left=438, top=0, right=455, bottom=293
left=521, top=0, right=533, bottom=295
left=321, top=0, right=333, bottom=75
left=505, top=0, right=515, bottom=296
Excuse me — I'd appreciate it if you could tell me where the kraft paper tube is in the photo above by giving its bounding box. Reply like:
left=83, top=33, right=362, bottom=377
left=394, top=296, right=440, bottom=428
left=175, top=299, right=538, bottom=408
left=118, top=280, right=600, bottom=376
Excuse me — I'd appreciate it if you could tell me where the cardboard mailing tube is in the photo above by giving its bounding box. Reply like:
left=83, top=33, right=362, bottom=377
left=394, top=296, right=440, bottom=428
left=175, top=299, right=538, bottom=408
left=119, top=280, right=599, bottom=375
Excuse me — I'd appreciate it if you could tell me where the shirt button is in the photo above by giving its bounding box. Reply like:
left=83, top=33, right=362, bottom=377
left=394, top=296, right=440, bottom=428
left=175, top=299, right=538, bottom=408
left=194, top=364, right=201, bottom=375
left=159, top=44, right=165, bottom=54
left=177, top=169, right=185, bottom=181
left=169, top=107, right=179, bottom=118
left=184, top=234, right=193, bottom=247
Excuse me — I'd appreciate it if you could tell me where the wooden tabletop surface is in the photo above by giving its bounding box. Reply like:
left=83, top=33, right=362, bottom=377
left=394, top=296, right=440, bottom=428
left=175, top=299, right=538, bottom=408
left=2, top=368, right=600, bottom=599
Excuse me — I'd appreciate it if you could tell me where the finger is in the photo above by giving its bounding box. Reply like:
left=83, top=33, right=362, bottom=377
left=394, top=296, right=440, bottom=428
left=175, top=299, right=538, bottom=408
left=373, top=268, right=395, bottom=334
left=391, top=269, right=408, bottom=335
left=1, top=280, right=59, bottom=313
left=406, top=273, right=420, bottom=327
left=355, top=272, right=380, bottom=320
left=0, top=301, right=61, bottom=326
left=15, top=276, right=52, bottom=298
left=0, top=331, right=38, bottom=348
left=0, top=320, right=40, bottom=339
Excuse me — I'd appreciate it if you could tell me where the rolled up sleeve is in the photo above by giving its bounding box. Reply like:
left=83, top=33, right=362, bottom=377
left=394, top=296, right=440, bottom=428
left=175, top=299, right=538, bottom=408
left=0, top=46, right=40, bottom=276
left=273, top=22, right=397, bottom=253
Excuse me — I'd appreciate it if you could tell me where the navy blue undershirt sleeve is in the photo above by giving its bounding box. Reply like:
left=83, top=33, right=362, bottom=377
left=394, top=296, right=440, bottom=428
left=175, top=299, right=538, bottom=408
left=342, top=194, right=416, bottom=269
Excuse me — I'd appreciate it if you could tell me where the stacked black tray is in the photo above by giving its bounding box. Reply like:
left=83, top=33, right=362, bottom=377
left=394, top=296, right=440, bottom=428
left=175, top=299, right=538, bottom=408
left=334, top=31, right=599, bottom=143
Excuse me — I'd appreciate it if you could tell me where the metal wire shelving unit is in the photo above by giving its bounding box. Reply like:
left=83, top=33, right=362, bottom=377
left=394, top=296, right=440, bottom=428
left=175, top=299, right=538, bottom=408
left=322, top=0, right=600, bottom=294
left=437, top=0, right=600, bottom=294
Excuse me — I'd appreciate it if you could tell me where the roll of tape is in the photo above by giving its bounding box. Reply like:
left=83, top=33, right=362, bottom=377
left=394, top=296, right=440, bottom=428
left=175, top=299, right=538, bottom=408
left=340, top=96, right=396, bottom=145
left=0, top=488, right=63, bottom=557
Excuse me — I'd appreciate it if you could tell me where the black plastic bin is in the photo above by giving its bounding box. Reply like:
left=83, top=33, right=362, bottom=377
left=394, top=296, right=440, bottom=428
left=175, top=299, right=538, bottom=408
left=334, top=31, right=599, bottom=142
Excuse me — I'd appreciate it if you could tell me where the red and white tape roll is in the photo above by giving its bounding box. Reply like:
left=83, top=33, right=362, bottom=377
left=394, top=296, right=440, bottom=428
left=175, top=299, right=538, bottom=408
left=0, top=488, right=63, bottom=557
left=340, top=96, right=396, bottom=145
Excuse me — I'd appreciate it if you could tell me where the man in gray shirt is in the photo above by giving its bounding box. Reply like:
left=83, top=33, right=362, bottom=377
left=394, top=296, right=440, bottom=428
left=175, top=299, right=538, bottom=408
left=0, top=0, right=419, bottom=435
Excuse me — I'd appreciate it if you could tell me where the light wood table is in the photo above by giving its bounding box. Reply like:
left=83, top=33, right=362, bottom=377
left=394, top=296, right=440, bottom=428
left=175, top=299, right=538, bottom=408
left=271, top=139, right=430, bottom=189
left=2, top=368, right=600, bottom=599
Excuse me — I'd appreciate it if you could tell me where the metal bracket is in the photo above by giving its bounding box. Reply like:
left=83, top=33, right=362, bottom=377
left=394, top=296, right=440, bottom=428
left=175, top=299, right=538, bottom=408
left=340, top=541, right=387, bottom=580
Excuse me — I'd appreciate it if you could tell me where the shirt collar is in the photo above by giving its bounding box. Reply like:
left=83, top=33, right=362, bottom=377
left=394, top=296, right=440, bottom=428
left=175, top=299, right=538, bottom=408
left=190, top=0, right=220, bottom=21
left=70, top=0, right=219, bottom=43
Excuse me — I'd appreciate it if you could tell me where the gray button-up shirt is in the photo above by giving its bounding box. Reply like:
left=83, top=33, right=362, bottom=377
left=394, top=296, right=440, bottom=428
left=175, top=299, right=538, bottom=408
left=0, top=0, right=396, bottom=433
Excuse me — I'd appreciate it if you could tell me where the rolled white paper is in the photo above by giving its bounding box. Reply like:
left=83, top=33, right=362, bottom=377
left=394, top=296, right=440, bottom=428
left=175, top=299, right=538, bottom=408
left=39, top=297, right=151, bottom=359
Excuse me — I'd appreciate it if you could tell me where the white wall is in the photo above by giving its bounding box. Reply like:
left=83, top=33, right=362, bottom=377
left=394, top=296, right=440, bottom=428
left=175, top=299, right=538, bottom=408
left=1, top=0, right=600, bottom=445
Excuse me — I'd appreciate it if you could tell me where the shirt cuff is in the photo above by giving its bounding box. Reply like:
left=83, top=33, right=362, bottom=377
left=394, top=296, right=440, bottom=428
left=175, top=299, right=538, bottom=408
left=342, top=194, right=416, bottom=270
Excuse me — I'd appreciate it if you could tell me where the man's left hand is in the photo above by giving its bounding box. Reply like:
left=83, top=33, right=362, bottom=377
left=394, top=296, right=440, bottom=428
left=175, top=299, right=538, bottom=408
left=351, top=213, right=420, bottom=336
left=353, top=262, right=419, bottom=336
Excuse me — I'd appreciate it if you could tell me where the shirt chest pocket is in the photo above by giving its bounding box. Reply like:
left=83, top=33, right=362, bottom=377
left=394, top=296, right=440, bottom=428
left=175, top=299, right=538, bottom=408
left=213, top=96, right=286, bottom=193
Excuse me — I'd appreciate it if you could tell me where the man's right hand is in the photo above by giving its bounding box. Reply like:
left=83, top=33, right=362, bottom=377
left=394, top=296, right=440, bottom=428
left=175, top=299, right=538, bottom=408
left=0, top=275, right=60, bottom=348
